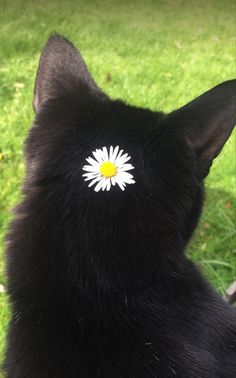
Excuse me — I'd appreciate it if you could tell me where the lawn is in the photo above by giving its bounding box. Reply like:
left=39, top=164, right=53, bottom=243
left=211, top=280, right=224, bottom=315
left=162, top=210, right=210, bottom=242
left=0, top=0, right=235, bottom=367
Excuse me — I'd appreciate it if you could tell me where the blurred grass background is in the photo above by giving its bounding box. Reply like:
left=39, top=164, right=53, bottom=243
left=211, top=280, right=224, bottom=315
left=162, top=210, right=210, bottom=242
left=0, top=0, right=235, bottom=367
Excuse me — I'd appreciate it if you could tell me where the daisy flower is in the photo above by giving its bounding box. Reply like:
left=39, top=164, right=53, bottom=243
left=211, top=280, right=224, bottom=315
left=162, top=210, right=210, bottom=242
left=82, top=145, right=135, bottom=192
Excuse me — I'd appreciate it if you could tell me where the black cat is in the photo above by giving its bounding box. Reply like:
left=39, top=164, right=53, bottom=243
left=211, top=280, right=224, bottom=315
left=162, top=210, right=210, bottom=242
left=4, top=35, right=236, bottom=377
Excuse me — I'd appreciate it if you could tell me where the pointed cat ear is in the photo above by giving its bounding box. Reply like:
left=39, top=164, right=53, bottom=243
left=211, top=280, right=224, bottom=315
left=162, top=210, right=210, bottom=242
left=33, top=35, right=100, bottom=113
left=169, top=80, right=236, bottom=164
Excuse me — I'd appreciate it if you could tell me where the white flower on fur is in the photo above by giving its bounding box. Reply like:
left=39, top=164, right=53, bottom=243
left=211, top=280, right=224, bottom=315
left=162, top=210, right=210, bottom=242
left=82, top=146, right=135, bottom=192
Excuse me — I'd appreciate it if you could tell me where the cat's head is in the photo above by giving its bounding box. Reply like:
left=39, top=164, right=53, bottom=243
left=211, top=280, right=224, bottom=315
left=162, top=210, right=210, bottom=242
left=26, top=35, right=235, bottom=263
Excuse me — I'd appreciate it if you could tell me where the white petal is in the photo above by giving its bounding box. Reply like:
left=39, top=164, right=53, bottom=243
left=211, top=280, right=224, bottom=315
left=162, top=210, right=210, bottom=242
left=117, top=164, right=134, bottom=172
left=115, top=149, right=124, bottom=160
left=88, top=176, right=102, bottom=187
left=82, top=172, right=100, bottom=181
left=106, top=179, right=111, bottom=191
left=96, top=149, right=104, bottom=162
left=119, top=171, right=134, bottom=179
left=115, top=155, right=131, bottom=166
left=92, top=150, right=103, bottom=163
left=82, top=165, right=99, bottom=172
left=82, top=172, right=100, bottom=178
left=102, top=147, right=109, bottom=161
left=102, top=179, right=109, bottom=191
left=94, top=177, right=106, bottom=192
left=109, top=146, right=114, bottom=161
left=86, top=157, right=100, bottom=167
left=111, top=176, right=116, bottom=186
left=118, top=172, right=135, bottom=184
left=110, top=145, right=119, bottom=162
left=116, top=152, right=128, bottom=161
left=115, top=177, right=125, bottom=191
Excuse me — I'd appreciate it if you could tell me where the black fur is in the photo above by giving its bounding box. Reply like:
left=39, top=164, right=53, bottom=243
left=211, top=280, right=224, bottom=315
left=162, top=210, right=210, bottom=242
left=4, top=35, right=236, bottom=377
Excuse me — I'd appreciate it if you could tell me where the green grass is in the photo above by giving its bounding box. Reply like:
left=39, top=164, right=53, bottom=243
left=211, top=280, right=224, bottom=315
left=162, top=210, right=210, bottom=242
left=0, top=0, right=235, bottom=368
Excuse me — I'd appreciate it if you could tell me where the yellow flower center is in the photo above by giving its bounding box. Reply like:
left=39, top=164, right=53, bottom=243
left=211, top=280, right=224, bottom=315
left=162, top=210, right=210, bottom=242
left=100, top=161, right=117, bottom=178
